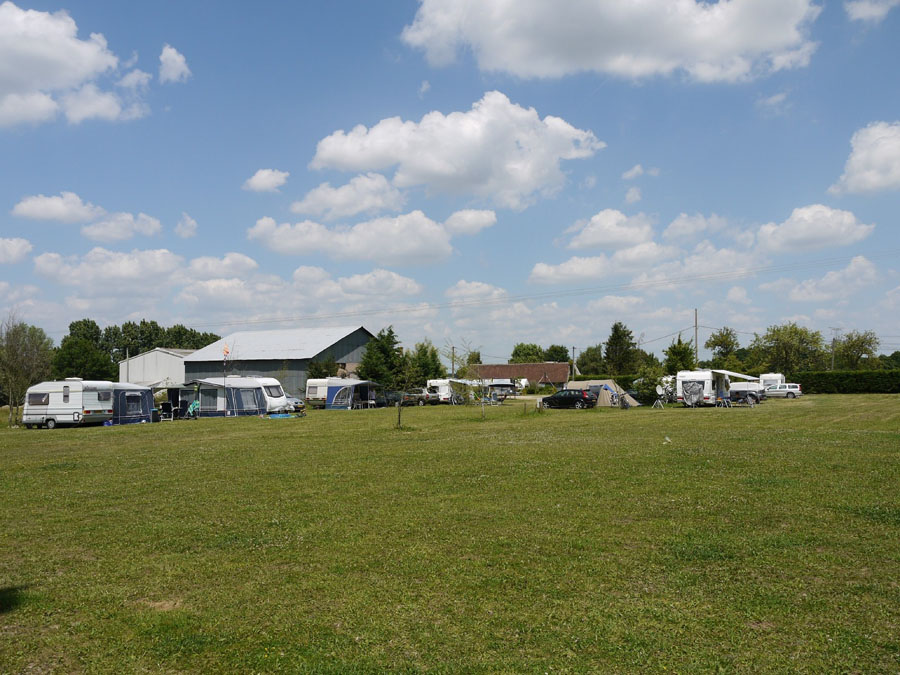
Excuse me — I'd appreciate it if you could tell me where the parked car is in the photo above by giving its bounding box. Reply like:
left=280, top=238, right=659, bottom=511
left=541, top=389, right=598, bottom=409
left=285, top=395, right=305, bottom=412
left=765, top=383, right=803, bottom=398
left=401, top=388, right=434, bottom=406
left=406, top=387, right=440, bottom=405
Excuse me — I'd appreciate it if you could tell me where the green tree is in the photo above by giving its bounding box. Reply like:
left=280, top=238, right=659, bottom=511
left=466, top=350, right=482, bottom=366
left=705, top=327, right=740, bottom=362
left=604, top=322, right=638, bottom=375
left=663, top=334, right=695, bottom=374
left=52, top=336, right=116, bottom=380
left=308, top=352, right=340, bottom=379
left=576, top=344, right=605, bottom=376
left=357, top=326, right=403, bottom=389
left=836, top=330, right=880, bottom=370
left=67, top=318, right=103, bottom=344
left=632, top=362, right=665, bottom=405
left=0, top=314, right=54, bottom=425
left=509, top=343, right=544, bottom=363
left=407, top=340, right=447, bottom=386
left=543, top=344, right=570, bottom=362
left=752, top=323, right=825, bottom=374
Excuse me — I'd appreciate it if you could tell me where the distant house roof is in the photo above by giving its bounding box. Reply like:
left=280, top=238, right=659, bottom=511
left=473, top=362, right=570, bottom=384
left=184, top=325, right=372, bottom=362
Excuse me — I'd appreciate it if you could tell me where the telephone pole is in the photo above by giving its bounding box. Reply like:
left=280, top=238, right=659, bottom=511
left=694, top=308, right=699, bottom=364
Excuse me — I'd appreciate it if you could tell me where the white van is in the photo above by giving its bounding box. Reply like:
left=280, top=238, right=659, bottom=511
left=254, top=377, right=290, bottom=412
left=22, top=378, right=115, bottom=429
left=676, top=370, right=730, bottom=406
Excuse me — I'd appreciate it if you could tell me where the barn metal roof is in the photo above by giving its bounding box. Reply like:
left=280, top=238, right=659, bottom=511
left=184, top=325, right=371, bottom=362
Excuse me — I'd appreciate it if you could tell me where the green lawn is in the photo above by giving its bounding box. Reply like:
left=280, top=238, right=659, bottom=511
left=2, top=396, right=899, bottom=672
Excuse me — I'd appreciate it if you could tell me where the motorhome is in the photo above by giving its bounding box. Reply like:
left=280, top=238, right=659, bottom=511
left=254, top=377, right=290, bottom=412
left=676, top=370, right=730, bottom=406
left=22, top=379, right=115, bottom=429
left=427, top=378, right=476, bottom=404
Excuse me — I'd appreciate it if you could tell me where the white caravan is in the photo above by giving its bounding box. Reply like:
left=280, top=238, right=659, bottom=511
left=22, top=378, right=115, bottom=429
left=427, top=378, right=477, bottom=403
left=759, top=373, right=786, bottom=389
left=305, top=378, right=330, bottom=408
left=676, top=370, right=730, bottom=406
left=254, top=377, right=290, bottom=412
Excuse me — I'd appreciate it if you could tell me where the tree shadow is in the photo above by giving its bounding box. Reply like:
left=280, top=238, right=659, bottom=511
left=0, top=585, right=30, bottom=614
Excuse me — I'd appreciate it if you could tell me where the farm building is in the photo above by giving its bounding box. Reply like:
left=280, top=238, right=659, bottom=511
left=472, top=362, right=571, bottom=388
left=183, top=325, right=374, bottom=397
left=118, top=347, right=195, bottom=388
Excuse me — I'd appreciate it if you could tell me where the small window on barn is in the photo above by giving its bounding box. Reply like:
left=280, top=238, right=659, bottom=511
left=63, top=386, right=70, bottom=403
left=28, top=392, right=49, bottom=406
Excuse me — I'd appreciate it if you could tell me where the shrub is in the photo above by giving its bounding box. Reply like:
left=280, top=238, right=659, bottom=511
left=788, top=370, right=900, bottom=394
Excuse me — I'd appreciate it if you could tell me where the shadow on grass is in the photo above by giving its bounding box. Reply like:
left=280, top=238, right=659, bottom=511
left=0, top=585, right=30, bottom=614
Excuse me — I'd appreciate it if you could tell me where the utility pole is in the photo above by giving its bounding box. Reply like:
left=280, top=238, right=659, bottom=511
left=694, top=308, right=699, bottom=364
left=571, top=346, right=576, bottom=381
left=829, top=327, right=841, bottom=371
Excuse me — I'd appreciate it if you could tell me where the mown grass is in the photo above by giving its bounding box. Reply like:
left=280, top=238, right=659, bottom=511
left=2, top=395, right=899, bottom=672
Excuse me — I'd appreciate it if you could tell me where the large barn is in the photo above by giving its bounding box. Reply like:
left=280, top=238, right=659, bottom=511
left=184, top=325, right=374, bottom=397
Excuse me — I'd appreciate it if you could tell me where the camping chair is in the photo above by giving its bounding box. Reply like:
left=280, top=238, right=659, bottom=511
left=185, top=399, right=200, bottom=419
left=159, top=401, right=174, bottom=421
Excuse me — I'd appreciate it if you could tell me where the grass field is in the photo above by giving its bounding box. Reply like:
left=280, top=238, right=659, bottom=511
left=2, top=396, right=899, bottom=672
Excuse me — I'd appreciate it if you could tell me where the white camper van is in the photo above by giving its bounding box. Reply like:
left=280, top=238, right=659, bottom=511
left=676, top=370, right=730, bottom=406
left=254, top=377, right=290, bottom=412
left=22, top=378, right=115, bottom=429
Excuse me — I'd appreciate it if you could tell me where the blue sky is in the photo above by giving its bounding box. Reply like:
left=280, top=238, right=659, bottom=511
left=1, top=0, right=899, bottom=362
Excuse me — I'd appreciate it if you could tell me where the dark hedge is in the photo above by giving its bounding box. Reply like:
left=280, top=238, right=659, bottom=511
left=787, top=370, right=900, bottom=394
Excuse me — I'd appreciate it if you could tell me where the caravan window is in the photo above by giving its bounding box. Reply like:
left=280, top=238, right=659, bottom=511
left=63, top=386, right=70, bottom=403
left=98, top=391, right=111, bottom=402
left=307, top=386, right=318, bottom=397
left=125, top=393, right=143, bottom=415
left=238, top=388, right=259, bottom=410
left=28, top=392, right=49, bottom=406
left=200, top=388, right=218, bottom=410
left=264, top=385, right=283, bottom=398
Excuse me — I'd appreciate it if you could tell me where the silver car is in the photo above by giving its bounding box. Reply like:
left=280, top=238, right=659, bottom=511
left=765, top=383, right=803, bottom=398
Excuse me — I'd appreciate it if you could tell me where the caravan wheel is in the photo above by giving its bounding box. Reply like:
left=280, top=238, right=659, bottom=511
left=45, top=418, right=57, bottom=430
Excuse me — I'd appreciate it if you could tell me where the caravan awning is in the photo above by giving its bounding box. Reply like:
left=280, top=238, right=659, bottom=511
left=711, top=369, right=758, bottom=381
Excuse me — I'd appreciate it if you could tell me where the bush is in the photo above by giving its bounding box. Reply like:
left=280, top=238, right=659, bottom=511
left=788, top=370, right=900, bottom=394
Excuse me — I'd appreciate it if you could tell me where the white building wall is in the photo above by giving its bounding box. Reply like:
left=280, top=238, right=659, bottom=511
left=119, top=349, right=189, bottom=386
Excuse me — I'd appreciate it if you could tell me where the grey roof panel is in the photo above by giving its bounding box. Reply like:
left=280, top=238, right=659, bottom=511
left=184, top=325, right=370, bottom=362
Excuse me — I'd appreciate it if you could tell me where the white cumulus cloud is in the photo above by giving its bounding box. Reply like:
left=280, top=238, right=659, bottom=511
left=243, top=168, right=290, bottom=193
left=188, top=253, right=259, bottom=280
left=443, top=209, right=497, bottom=235
left=247, top=211, right=453, bottom=266
left=402, top=0, right=821, bottom=83
left=625, top=187, right=642, bottom=204
left=663, top=212, right=727, bottom=241
left=80, top=212, right=162, bottom=241
left=175, top=212, right=198, bottom=238
left=291, top=173, right=404, bottom=220
left=0, top=237, right=32, bottom=263
left=311, top=91, right=603, bottom=210
left=788, top=256, right=878, bottom=302
left=830, top=121, right=900, bottom=194
left=446, top=280, right=507, bottom=301
left=34, top=247, right=183, bottom=291
left=844, top=0, right=900, bottom=21
left=159, top=44, right=191, bottom=84
left=12, top=191, right=105, bottom=222
left=567, top=210, right=654, bottom=250
left=757, top=205, right=874, bottom=252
